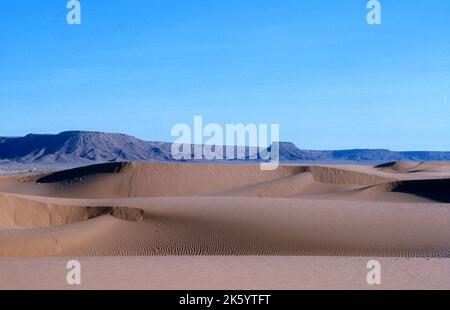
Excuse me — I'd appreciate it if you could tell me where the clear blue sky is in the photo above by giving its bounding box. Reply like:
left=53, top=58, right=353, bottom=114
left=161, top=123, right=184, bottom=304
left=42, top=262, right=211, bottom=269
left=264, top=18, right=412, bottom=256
left=1, top=0, right=449, bottom=150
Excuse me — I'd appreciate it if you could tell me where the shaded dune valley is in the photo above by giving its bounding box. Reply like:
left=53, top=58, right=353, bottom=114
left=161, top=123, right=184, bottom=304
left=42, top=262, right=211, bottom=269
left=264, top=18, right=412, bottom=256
left=1, top=161, right=450, bottom=257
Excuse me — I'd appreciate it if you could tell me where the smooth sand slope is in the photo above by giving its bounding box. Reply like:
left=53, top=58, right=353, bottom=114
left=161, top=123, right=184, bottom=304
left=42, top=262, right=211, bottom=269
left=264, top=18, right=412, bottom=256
left=2, top=256, right=450, bottom=290
left=1, top=162, right=450, bottom=257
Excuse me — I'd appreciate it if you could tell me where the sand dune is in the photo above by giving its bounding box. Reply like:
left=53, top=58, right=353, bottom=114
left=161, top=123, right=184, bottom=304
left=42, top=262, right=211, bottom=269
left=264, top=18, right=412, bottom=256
left=1, top=163, right=393, bottom=198
left=376, top=161, right=450, bottom=173
left=0, top=162, right=450, bottom=258
left=0, top=193, right=108, bottom=230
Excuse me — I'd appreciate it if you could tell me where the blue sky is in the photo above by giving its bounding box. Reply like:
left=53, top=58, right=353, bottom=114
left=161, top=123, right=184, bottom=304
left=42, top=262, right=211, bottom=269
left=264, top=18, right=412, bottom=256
left=1, top=0, right=449, bottom=150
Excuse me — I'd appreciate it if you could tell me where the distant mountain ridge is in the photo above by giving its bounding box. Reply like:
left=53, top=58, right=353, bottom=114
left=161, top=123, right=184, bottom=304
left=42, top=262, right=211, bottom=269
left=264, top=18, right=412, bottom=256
left=1, top=131, right=450, bottom=164
left=0, top=131, right=172, bottom=163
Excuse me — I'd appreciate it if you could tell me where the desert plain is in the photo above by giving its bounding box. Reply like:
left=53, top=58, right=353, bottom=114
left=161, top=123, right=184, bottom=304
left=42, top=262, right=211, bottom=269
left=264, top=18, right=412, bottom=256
left=1, top=161, right=450, bottom=289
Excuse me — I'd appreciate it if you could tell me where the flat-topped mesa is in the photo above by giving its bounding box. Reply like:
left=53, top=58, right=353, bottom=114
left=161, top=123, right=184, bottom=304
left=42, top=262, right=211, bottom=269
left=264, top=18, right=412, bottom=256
left=0, top=131, right=172, bottom=163
left=2, top=131, right=450, bottom=164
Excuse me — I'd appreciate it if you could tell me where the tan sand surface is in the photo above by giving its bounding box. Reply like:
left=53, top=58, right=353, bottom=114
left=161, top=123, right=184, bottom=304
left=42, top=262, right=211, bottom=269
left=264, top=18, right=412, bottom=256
left=1, top=162, right=450, bottom=288
left=1, top=256, right=449, bottom=290
left=1, top=162, right=450, bottom=257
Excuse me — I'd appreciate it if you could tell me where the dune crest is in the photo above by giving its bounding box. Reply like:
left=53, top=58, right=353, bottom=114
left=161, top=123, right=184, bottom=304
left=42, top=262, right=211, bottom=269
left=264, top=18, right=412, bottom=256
left=0, top=193, right=108, bottom=229
left=0, top=161, right=450, bottom=257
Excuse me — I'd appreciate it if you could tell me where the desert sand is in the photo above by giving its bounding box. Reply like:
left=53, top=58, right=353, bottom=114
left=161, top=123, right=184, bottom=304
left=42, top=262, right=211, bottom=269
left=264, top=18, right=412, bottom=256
left=1, top=256, right=450, bottom=290
left=1, top=161, right=450, bottom=289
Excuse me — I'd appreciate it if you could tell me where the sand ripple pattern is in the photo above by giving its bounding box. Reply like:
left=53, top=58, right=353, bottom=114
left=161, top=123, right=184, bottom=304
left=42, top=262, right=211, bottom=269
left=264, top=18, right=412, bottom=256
left=0, top=162, right=450, bottom=257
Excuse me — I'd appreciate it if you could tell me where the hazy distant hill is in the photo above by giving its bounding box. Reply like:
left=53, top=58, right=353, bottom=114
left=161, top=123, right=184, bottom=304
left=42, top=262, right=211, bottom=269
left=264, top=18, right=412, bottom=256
left=0, top=131, right=172, bottom=163
left=1, top=131, right=450, bottom=164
